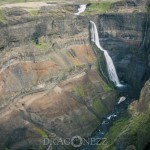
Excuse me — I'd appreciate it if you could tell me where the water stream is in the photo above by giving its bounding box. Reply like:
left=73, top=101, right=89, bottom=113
left=74, top=5, right=134, bottom=150
left=75, top=4, right=87, bottom=15
left=90, top=21, right=123, bottom=87
left=79, top=86, right=133, bottom=150
left=78, top=21, right=133, bottom=150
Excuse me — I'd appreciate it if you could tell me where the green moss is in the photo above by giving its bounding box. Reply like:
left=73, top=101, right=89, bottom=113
left=37, top=146, right=45, bottom=150
left=33, top=41, right=48, bottom=50
left=92, top=99, right=105, bottom=116
left=74, top=85, right=85, bottom=97
left=97, top=106, right=150, bottom=150
left=73, top=82, right=100, bottom=98
left=93, top=43, right=114, bottom=91
left=0, top=0, right=49, bottom=4
left=100, top=76, right=112, bottom=92
left=95, top=59, right=112, bottom=93
left=84, top=2, right=112, bottom=15
left=34, top=127, right=48, bottom=138
left=0, top=0, right=23, bottom=4
left=97, top=114, right=130, bottom=150
left=28, top=9, right=38, bottom=16
left=130, top=109, right=150, bottom=134
left=0, top=9, right=6, bottom=23
left=106, top=116, right=129, bottom=143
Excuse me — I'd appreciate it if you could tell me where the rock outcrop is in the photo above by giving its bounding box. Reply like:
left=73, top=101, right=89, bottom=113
left=0, top=0, right=149, bottom=149
left=96, top=12, right=149, bottom=95
left=0, top=4, right=118, bottom=150
left=96, top=1, right=150, bottom=147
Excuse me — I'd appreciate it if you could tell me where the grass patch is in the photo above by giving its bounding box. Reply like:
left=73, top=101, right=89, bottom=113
left=32, top=41, right=48, bottom=50
left=93, top=45, right=113, bottom=92
left=0, top=9, right=6, bottom=23
left=99, top=76, right=112, bottom=92
left=0, top=0, right=22, bottom=4
left=34, top=127, right=48, bottom=138
left=97, top=106, right=150, bottom=150
left=0, top=0, right=49, bottom=5
left=84, top=2, right=112, bottom=15
left=97, top=114, right=130, bottom=150
left=73, top=83, right=101, bottom=98
left=96, top=60, right=112, bottom=92
left=106, top=116, right=129, bottom=144
left=130, top=108, right=150, bottom=134
left=74, top=85, right=85, bottom=97
left=92, top=99, right=106, bottom=116
left=74, top=83, right=108, bottom=117
left=28, top=9, right=39, bottom=16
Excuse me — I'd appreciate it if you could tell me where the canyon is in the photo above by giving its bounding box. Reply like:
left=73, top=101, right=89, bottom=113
left=0, top=0, right=149, bottom=150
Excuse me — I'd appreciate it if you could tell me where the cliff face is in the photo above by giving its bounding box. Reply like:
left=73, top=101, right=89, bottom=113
left=0, top=5, right=118, bottom=150
left=0, top=12, right=90, bottom=107
left=96, top=2, right=150, bottom=148
left=99, top=79, right=150, bottom=150
left=96, top=12, right=149, bottom=94
left=0, top=1, right=149, bottom=150
left=1, top=9, right=149, bottom=95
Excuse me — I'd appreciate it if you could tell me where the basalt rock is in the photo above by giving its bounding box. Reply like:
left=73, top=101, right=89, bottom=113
left=0, top=1, right=149, bottom=150
left=95, top=12, right=150, bottom=96
left=0, top=5, right=118, bottom=150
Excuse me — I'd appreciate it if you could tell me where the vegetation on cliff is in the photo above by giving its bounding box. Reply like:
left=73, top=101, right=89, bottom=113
left=0, top=0, right=48, bottom=4
left=0, top=1, right=149, bottom=150
left=83, top=0, right=122, bottom=15
left=84, top=2, right=112, bottom=15
left=97, top=113, right=129, bottom=150
left=34, top=126, right=48, bottom=138
left=97, top=79, right=150, bottom=150
left=0, top=9, right=6, bottom=23
left=73, top=71, right=116, bottom=122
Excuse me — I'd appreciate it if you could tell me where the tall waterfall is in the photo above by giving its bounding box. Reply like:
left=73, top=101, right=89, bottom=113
left=74, top=4, right=86, bottom=15
left=90, top=21, right=122, bottom=87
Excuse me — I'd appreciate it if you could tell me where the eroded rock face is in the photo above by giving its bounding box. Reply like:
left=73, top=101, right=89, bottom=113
left=0, top=1, right=149, bottom=149
left=0, top=9, right=91, bottom=106
left=96, top=13, right=150, bottom=94
left=0, top=67, right=118, bottom=150
left=0, top=6, right=118, bottom=150
left=114, top=79, right=150, bottom=150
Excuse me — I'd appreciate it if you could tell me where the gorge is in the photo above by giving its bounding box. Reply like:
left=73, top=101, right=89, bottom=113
left=0, top=0, right=149, bottom=150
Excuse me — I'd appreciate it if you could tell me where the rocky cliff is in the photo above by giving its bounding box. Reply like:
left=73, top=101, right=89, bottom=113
left=98, top=78, right=150, bottom=150
left=96, top=1, right=150, bottom=149
left=0, top=3, right=118, bottom=150
left=97, top=12, right=149, bottom=96
left=0, top=0, right=149, bottom=150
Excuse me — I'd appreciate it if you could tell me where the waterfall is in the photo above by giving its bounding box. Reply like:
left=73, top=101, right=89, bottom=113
left=90, top=21, right=123, bottom=87
left=74, top=4, right=86, bottom=15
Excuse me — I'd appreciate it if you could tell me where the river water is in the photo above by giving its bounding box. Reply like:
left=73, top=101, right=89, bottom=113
left=79, top=84, right=135, bottom=150
left=74, top=5, right=135, bottom=150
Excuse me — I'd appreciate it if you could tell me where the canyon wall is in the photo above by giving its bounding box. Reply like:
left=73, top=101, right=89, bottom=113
left=0, top=0, right=149, bottom=149
left=97, top=1, right=150, bottom=148
left=97, top=12, right=149, bottom=95
left=0, top=6, right=118, bottom=150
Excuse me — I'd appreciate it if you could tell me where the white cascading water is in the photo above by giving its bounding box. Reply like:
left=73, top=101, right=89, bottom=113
left=90, top=21, right=123, bottom=87
left=74, top=4, right=86, bottom=15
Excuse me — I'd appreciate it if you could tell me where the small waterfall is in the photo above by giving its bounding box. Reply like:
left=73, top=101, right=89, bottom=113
left=74, top=4, right=86, bottom=15
left=90, top=21, right=123, bottom=87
